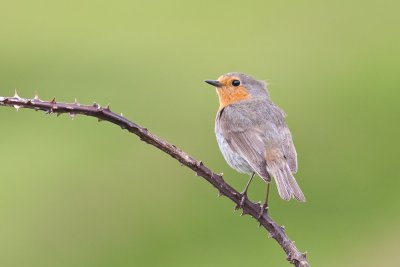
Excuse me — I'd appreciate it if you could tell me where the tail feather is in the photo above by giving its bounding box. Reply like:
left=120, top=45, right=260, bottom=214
left=284, top=164, right=306, bottom=201
left=266, top=162, right=305, bottom=202
left=275, top=167, right=291, bottom=200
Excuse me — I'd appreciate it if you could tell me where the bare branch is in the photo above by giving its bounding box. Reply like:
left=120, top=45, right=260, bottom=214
left=0, top=93, right=310, bottom=267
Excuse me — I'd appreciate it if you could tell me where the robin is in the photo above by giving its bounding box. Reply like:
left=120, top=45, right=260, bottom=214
left=205, top=72, right=305, bottom=214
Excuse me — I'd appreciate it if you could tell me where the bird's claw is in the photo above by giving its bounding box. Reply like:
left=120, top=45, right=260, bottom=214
left=234, top=192, right=248, bottom=211
left=240, top=192, right=248, bottom=207
left=258, top=203, right=269, bottom=219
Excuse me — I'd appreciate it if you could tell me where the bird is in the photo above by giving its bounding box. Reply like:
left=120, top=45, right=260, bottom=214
left=205, top=72, right=305, bottom=214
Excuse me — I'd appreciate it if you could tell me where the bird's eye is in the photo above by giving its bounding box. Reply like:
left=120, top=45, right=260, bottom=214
left=232, top=80, right=241, bottom=87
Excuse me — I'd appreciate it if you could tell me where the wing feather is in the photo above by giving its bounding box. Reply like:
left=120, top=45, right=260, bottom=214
left=217, top=109, right=270, bottom=182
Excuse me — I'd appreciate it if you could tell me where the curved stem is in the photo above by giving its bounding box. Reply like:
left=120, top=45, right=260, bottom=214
left=0, top=93, right=310, bottom=267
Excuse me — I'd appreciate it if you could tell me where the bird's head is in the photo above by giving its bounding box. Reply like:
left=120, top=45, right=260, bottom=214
left=205, top=72, right=269, bottom=110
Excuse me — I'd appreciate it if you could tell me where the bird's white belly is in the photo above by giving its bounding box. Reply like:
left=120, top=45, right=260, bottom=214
left=215, top=132, right=254, bottom=174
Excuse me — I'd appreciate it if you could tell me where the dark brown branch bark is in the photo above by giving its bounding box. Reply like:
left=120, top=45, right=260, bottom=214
left=0, top=93, right=310, bottom=267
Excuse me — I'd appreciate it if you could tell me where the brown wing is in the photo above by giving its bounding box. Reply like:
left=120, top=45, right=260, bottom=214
left=217, top=111, right=270, bottom=181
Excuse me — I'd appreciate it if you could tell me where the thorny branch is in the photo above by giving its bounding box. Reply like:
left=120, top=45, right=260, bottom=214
left=0, top=92, right=310, bottom=267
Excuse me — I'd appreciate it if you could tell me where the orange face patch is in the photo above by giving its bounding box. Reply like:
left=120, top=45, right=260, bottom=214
left=216, top=76, right=250, bottom=110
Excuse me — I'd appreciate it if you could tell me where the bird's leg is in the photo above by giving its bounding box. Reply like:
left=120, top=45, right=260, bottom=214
left=237, top=172, right=255, bottom=209
left=258, top=183, right=270, bottom=219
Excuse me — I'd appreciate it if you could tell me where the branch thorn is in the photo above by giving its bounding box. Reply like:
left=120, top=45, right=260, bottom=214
left=268, top=232, right=273, bottom=238
left=34, top=91, right=40, bottom=100
left=13, top=89, right=21, bottom=99
left=93, top=102, right=100, bottom=109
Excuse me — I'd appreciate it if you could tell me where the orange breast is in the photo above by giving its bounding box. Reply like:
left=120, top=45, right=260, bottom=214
left=217, top=85, right=250, bottom=110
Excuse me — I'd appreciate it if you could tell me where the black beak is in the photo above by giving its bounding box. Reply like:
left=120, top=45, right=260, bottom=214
left=205, top=80, right=222, bottom=87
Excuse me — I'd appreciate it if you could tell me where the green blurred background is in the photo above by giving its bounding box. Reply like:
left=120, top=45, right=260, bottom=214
left=1, top=1, right=399, bottom=266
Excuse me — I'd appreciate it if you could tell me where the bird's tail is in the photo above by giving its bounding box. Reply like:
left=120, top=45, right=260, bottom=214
left=266, top=159, right=305, bottom=202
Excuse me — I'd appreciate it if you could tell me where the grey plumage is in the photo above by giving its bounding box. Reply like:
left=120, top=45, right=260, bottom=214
left=214, top=73, right=305, bottom=202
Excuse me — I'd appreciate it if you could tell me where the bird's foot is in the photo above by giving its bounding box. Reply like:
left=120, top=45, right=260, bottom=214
left=258, top=203, right=269, bottom=219
left=234, top=192, right=248, bottom=211
left=240, top=191, right=248, bottom=207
